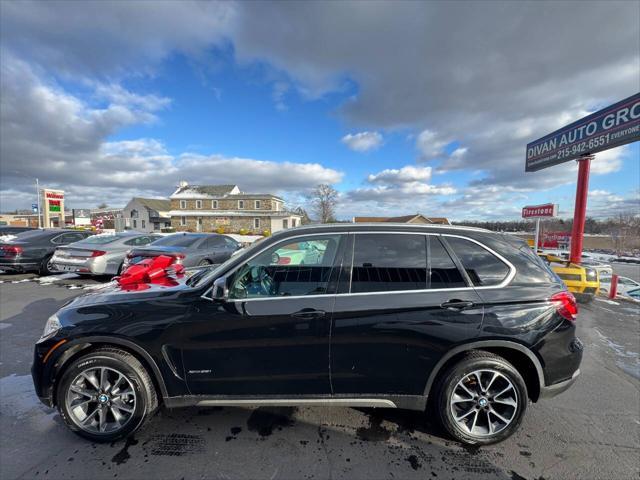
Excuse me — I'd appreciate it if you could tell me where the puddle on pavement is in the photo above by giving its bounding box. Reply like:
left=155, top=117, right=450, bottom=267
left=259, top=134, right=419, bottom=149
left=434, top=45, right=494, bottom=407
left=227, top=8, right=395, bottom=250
left=246, top=407, right=297, bottom=437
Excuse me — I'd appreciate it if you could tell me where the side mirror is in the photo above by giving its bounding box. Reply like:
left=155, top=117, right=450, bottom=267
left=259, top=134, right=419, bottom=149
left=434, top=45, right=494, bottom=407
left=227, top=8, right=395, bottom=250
left=209, top=276, right=229, bottom=302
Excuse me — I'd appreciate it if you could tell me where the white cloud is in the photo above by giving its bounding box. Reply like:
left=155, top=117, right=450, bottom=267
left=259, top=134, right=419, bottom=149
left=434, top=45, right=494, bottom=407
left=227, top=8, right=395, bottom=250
left=0, top=57, right=343, bottom=210
left=368, top=166, right=432, bottom=185
left=416, top=129, right=449, bottom=160
left=341, top=131, right=383, bottom=152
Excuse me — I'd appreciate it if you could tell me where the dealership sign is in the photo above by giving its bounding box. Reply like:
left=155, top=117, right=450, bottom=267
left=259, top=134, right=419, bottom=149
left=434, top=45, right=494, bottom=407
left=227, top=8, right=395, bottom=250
left=522, top=203, right=558, bottom=218
left=526, top=92, right=640, bottom=172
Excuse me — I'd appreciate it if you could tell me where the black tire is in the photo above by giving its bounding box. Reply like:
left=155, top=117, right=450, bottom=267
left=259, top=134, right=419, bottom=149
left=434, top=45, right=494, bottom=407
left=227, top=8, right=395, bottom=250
left=198, top=259, right=212, bottom=267
left=56, top=348, right=158, bottom=443
left=435, top=350, right=528, bottom=446
left=38, top=255, right=54, bottom=276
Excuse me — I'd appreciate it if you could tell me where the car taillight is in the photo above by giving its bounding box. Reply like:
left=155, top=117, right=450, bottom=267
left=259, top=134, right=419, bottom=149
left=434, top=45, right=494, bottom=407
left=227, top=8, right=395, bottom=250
left=551, top=291, right=578, bottom=322
left=174, top=253, right=185, bottom=264
left=90, top=250, right=106, bottom=257
left=1, top=246, right=23, bottom=256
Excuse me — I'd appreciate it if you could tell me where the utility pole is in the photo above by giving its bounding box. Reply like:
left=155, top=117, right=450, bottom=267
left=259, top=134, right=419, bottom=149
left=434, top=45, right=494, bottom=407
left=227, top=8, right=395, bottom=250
left=35, top=178, right=42, bottom=228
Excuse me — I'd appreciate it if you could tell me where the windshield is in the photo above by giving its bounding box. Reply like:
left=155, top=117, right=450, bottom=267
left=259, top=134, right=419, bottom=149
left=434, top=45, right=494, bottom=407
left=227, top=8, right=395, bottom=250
left=151, top=234, right=201, bottom=248
left=190, top=238, right=267, bottom=288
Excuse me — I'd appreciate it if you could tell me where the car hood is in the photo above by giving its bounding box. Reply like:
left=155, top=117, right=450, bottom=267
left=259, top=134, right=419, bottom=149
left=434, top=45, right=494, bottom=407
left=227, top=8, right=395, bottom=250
left=63, top=275, right=198, bottom=309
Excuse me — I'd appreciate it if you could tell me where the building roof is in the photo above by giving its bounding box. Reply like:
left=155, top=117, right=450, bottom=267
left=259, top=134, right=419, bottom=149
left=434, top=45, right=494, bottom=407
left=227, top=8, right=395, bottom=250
left=133, top=197, right=171, bottom=212
left=171, top=184, right=239, bottom=198
left=168, top=210, right=301, bottom=218
left=352, top=214, right=450, bottom=225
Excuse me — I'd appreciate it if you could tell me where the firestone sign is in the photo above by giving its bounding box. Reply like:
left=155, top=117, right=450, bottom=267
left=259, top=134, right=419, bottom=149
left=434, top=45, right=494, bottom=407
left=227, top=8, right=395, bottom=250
left=526, top=92, right=640, bottom=172
left=522, top=203, right=558, bottom=218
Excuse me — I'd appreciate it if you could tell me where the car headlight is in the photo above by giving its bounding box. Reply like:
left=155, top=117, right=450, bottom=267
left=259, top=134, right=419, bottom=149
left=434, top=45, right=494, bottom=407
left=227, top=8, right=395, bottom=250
left=41, top=313, right=61, bottom=340
left=586, top=268, right=597, bottom=279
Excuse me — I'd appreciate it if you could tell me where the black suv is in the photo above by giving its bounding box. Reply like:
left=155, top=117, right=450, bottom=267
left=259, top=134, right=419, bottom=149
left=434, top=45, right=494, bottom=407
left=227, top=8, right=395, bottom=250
left=32, top=224, right=582, bottom=445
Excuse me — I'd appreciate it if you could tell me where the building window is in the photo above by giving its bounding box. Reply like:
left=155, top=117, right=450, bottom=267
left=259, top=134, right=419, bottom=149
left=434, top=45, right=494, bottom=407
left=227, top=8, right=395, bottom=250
left=180, top=200, right=186, bottom=209
left=292, top=219, right=297, bottom=227
left=238, top=200, right=245, bottom=209
left=212, top=200, right=218, bottom=209
left=283, top=219, right=288, bottom=229
left=153, top=222, right=160, bottom=230
left=180, top=216, right=186, bottom=226
left=255, top=200, right=261, bottom=209
left=133, top=219, right=137, bottom=228
left=196, top=200, right=202, bottom=209
left=141, top=220, right=146, bottom=229
left=131, top=209, right=138, bottom=218
left=254, top=218, right=260, bottom=229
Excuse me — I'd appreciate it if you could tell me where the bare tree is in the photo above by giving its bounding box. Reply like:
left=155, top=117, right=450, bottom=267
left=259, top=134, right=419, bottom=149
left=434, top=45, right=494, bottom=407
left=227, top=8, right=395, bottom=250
left=309, top=184, right=338, bottom=223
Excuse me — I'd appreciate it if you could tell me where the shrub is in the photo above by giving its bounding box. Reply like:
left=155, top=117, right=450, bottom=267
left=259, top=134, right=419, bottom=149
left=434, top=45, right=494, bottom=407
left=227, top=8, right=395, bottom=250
left=262, top=230, right=271, bottom=237
left=238, top=228, right=249, bottom=235
left=215, top=226, right=225, bottom=234
left=160, top=227, right=176, bottom=233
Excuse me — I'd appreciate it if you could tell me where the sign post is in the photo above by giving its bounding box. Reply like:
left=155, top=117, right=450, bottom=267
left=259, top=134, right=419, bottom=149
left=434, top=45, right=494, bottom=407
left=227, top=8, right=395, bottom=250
left=525, top=92, right=640, bottom=264
left=569, top=156, right=592, bottom=263
left=522, top=203, right=558, bottom=250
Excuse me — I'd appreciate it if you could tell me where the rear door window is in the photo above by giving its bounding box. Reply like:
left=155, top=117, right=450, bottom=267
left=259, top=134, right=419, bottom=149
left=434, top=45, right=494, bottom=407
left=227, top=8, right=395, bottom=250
left=428, top=236, right=467, bottom=288
left=351, top=234, right=427, bottom=293
left=445, top=236, right=510, bottom=286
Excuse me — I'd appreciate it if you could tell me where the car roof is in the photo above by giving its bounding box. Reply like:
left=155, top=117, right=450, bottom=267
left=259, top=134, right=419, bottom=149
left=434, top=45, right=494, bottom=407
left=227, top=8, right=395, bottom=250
left=270, top=223, right=492, bottom=239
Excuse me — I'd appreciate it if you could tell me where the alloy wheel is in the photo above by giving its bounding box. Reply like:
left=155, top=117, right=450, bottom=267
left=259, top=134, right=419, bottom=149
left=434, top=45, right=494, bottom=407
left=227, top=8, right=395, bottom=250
left=65, top=367, right=137, bottom=434
left=450, top=369, right=518, bottom=437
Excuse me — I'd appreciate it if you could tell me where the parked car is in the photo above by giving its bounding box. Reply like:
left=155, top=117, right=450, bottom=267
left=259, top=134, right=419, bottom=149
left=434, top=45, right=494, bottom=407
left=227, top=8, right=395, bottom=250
left=0, top=229, right=93, bottom=274
left=599, top=275, right=640, bottom=296
left=625, top=287, right=640, bottom=301
left=538, top=253, right=599, bottom=302
left=32, top=224, right=582, bottom=445
left=124, top=232, right=241, bottom=268
left=50, top=232, right=162, bottom=276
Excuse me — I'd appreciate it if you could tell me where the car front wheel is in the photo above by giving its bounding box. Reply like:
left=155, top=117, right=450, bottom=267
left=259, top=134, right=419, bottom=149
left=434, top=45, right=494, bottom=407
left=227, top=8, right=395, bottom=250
left=56, top=348, right=158, bottom=443
left=436, top=351, right=528, bottom=445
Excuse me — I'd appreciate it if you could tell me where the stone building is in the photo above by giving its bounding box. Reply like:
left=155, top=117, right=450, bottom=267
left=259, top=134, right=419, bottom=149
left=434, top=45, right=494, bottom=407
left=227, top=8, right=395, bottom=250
left=168, top=182, right=302, bottom=234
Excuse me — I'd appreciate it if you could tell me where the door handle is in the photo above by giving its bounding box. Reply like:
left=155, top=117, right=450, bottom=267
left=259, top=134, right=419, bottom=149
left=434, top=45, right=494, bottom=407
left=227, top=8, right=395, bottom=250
left=440, top=299, right=475, bottom=311
left=292, top=309, right=326, bottom=319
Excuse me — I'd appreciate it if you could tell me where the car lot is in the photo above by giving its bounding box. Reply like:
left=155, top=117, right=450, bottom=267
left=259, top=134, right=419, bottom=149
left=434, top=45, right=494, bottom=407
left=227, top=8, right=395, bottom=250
left=0, top=269, right=638, bottom=480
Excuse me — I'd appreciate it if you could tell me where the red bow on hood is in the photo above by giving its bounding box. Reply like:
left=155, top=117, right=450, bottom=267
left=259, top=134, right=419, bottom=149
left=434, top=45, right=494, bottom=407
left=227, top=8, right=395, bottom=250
left=115, top=255, right=185, bottom=291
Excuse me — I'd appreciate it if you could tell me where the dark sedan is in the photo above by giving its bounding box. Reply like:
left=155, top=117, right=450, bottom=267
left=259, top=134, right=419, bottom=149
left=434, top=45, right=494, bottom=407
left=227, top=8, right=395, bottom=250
left=124, top=232, right=241, bottom=268
left=0, top=229, right=93, bottom=275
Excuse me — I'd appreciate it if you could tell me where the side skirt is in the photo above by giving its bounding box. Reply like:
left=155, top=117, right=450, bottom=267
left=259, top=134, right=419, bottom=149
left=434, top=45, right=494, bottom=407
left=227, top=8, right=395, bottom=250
left=164, top=394, right=427, bottom=411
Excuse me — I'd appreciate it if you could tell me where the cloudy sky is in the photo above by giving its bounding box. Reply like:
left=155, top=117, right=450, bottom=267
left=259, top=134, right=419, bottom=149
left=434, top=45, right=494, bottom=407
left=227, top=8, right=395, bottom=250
left=0, top=1, right=638, bottom=220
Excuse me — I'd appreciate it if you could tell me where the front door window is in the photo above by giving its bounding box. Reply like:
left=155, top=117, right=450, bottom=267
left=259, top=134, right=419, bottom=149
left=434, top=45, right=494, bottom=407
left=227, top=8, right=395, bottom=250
left=229, top=235, right=342, bottom=299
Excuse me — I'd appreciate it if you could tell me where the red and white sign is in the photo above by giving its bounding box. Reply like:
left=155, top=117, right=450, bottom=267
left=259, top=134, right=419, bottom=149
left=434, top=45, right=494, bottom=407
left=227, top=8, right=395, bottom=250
left=540, top=231, right=571, bottom=248
left=45, top=192, right=64, bottom=200
left=522, top=203, right=558, bottom=218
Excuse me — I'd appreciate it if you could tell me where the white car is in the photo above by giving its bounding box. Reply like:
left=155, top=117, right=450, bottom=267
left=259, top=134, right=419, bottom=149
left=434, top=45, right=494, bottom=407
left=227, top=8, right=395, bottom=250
left=599, top=275, right=640, bottom=296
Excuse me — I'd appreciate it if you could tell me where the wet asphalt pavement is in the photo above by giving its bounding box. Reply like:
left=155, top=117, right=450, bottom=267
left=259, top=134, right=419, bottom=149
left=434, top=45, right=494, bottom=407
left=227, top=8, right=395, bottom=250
left=0, top=270, right=638, bottom=480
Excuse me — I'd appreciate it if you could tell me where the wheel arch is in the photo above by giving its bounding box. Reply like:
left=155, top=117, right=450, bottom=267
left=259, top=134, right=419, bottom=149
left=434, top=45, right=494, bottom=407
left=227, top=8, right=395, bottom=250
left=423, top=340, right=545, bottom=403
left=51, top=336, right=169, bottom=406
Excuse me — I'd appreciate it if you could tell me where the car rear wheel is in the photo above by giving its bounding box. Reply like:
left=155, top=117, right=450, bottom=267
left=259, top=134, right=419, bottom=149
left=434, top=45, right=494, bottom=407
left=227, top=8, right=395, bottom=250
left=57, top=348, right=158, bottom=443
left=198, top=259, right=212, bottom=266
left=436, top=351, right=527, bottom=445
left=38, top=255, right=54, bottom=276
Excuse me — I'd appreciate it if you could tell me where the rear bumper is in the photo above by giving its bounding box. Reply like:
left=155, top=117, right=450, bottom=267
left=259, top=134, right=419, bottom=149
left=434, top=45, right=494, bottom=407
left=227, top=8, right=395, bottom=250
left=0, top=259, right=38, bottom=271
left=539, top=368, right=580, bottom=399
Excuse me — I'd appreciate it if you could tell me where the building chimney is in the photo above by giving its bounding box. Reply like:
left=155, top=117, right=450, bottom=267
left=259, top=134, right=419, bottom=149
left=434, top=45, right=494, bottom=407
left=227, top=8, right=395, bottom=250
left=178, top=180, right=189, bottom=188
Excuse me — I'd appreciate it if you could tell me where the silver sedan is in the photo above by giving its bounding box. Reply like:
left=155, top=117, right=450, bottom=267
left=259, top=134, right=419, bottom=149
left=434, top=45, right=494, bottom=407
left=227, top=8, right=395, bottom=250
left=51, top=232, right=161, bottom=276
